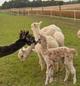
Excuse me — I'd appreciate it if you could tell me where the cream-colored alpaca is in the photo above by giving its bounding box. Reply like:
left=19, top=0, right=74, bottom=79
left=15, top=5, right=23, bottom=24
left=31, top=21, right=64, bottom=46
left=39, top=34, right=77, bottom=86
left=77, top=30, right=80, bottom=38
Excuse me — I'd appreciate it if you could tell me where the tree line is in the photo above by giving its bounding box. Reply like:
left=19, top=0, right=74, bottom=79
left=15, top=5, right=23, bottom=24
left=0, top=0, right=80, bottom=9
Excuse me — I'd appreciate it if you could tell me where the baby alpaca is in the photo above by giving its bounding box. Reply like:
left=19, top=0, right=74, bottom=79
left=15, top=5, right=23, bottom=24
left=18, top=44, right=35, bottom=61
left=39, top=34, right=77, bottom=86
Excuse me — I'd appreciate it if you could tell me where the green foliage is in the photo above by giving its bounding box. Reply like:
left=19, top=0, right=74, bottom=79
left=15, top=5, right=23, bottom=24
left=0, top=13, right=80, bottom=86
left=1, top=0, right=64, bottom=9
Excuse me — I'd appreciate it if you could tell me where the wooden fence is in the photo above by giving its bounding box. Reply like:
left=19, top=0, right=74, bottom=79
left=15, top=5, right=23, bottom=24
left=5, top=8, right=80, bottom=20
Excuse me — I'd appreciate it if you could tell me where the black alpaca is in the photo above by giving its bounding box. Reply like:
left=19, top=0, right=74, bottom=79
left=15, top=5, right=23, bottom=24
left=0, top=30, right=36, bottom=57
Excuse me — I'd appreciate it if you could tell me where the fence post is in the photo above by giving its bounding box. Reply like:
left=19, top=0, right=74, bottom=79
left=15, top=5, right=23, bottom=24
left=50, top=10, right=52, bottom=17
left=74, top=10, right=76, bottom=21
left=28, top=10, right=29, bottom=16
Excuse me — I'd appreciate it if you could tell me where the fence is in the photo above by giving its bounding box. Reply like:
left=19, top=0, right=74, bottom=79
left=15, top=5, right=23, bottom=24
left=6, top=8, right=80, bottom=20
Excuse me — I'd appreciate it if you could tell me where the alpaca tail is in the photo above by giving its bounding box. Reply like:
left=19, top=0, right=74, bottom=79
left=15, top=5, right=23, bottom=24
left=70, top=48, right=78, bottom=56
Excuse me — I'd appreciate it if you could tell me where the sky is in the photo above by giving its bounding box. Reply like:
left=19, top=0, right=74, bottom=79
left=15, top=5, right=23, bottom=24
left=0, top=0, right=9, bottom=6
left=0, top=0, right=70, bottom=6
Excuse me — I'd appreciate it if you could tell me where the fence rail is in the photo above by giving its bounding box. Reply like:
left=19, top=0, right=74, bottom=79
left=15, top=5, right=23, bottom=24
left=1, top=8, right=80, bottom=20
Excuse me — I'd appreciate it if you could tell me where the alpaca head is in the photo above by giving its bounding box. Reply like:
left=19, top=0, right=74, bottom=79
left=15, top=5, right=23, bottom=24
left=19, top=30, right=36, bottom=45
left=18, top=47, right=27, bottom=61
left=31, top=21, right=42, bottom=41
left=18, top=44, right=35, bottom=61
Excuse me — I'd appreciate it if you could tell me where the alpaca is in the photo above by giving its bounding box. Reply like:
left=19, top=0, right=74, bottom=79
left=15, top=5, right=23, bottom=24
left=31, top=21, right=64, bottom=46
left=77, top=30, right=80, bottom=38
left=18, top=43, right=35, bottom=61
left=0, top=30, right=36, bottom=57
left=38, top=34, right=77, bottom=86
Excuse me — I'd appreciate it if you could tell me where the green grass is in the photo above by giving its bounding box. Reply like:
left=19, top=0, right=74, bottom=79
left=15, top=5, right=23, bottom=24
left=0, top=12, right=80, bottom=86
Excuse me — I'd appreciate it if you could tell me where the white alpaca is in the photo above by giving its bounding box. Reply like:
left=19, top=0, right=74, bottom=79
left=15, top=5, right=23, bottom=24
left=18, top=44, right=35, bottom=61
left=77, top=30, right=80, bottom=38
left=39, top=34, right=77, bottom=86
left=31, top=21, right=64, bottom=46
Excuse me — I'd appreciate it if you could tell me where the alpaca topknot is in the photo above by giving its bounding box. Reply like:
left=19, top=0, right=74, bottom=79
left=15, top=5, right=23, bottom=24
left=19, top=30, right=36, bottom=45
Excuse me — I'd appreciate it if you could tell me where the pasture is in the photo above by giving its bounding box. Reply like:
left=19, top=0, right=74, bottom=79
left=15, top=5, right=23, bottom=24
left=0, top=13, right=80, bottom=86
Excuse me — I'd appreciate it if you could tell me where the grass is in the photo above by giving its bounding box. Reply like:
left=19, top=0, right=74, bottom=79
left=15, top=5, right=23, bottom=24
left=0, top=13, right=80, bottom=86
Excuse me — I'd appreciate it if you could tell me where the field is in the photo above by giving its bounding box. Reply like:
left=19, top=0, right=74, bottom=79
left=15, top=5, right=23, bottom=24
left=0, top=13, right=80, bottom=86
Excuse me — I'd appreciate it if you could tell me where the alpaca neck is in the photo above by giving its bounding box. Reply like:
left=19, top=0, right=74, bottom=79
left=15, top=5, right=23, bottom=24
left=25, top=44, right=35, bottom=57
left=25, top=44, right=35, bottom=52
left=40, top=41, right=47, bottom=54
left=32, top=27, right=40, bottom=41
left=0, top=39, right=26, bottom=57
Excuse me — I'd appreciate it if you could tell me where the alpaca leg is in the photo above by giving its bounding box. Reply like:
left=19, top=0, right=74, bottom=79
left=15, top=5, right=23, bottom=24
left=45, top=69, right=49, bottom=86
left=64, top=66, right=70, bottom=82
left=38, top=53, right=45, bottom=71
left=49, top=66, right=53, bottom=84
left=54, top=62, right=59, bottom=73
left=45, top=58, right=54, bottom=85
left=69, top=62, right=76, bottom=84
left=59, top=60, right=64, bottom=72
left=45, top=64, right=53, bottom=86
left=66, top=61, right=76, bottom=84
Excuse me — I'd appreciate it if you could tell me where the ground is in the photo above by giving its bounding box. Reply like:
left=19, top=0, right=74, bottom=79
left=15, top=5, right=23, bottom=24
left=0, top=13, right=80, bottom=86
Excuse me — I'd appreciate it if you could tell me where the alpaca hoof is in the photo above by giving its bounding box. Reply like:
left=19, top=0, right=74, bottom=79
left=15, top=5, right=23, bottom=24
left=64, top=78, right=67, bottom=82
left=49, top=78, right=53, bottom=83
left=73, top=79, right=76, bottom=84
left=45, top=83, right=48, bottom=86
left=45, top=82, right=48, bottom=86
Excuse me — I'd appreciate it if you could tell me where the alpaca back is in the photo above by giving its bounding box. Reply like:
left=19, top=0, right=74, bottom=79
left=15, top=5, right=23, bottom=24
left=40, top=24, right=61, bottom=36
left=53, top=31, right=64, bottom=46
left=45, top=35, right=59, bottom=48
left=44, top=47, right=76, bottom=61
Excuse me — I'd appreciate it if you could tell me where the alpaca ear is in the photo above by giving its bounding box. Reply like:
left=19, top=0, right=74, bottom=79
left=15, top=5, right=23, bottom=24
left=26, top=31, right=29, bottom=35
left=39, top=21, right=42, bottom=25
left=22, top=47, right=26, bottom=51
left=33, top=23, right=37, bottom=28
left=20, top=30, right=23, bottom=33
